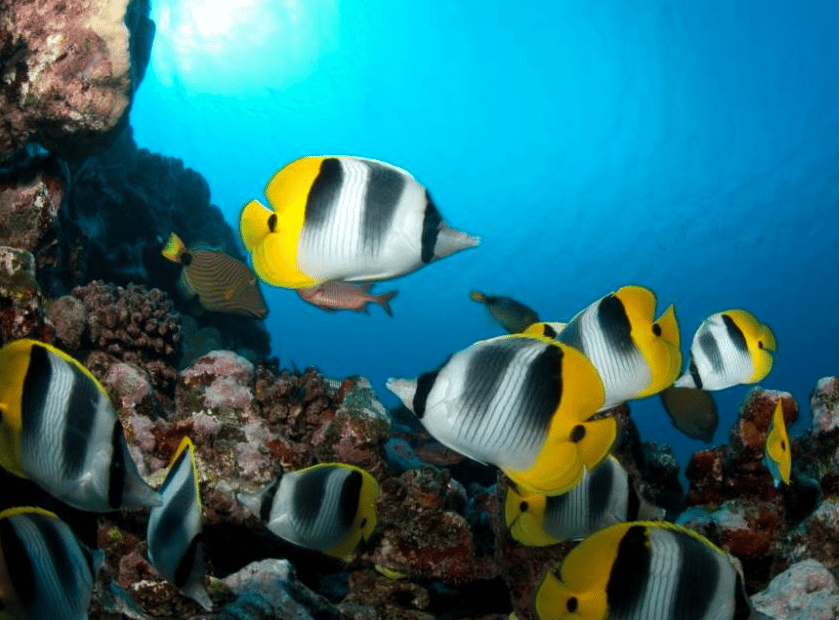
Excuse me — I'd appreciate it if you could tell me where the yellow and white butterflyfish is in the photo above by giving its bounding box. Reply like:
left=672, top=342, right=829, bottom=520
left=674, top=309, right=776, bottom=391
left=387, top=333, right=617, bottom=496
left=763, top=399, right=791, bottom=488
left=0, top=339, right=161, bottom=512
left=534, top=521, right=771, bottom=620
left=546, top=285, right=681, bottom=409
left=505, top=455, right=664, bottom=546
left=240, top=462, right=380, bottom=559
left=238, top=156, right=479, bottom=289
left=147, top=436, right=212, bottom=610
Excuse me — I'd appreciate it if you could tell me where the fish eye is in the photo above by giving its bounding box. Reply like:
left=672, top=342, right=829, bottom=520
left=652, top=323, right=662, bottom=337
left=758, top=340, right=764, bottom=349
left=566, top=597, right=578, bottom=612
left=519, top=501, right=529, bottom=512
left=268, top=213, right=277, bottom=232
left=570, top=425, right=586, bottom=442
left=781, top=440, right=786, bottom=451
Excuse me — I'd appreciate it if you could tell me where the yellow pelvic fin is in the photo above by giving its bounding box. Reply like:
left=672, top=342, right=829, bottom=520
left=469, top=290, right=487, bottom=303
left=505, top=486, right=558, bottom=547
left=766, top=399, right=791, bottom=485
left=161, top=232, right=186, bottom=263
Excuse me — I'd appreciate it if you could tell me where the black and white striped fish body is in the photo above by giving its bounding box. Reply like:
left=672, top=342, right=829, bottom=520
left=535, top=521, right=767, bottom=620
left=554, top=285, right=681, bottom=409
left=675, top=310, right=777, bottom=391
left=0, top=507, right=103, bottom=620
left=0, top=340, right=161, bottom=512
left=252, top=463, right=380, bottom=559
left=388, top=334, right=617, bottom=496
left=238, top=156, right=480, bottom=288
left=147, top=437, right=211, bottom=610
left=506, top=455, right=664, bottom=546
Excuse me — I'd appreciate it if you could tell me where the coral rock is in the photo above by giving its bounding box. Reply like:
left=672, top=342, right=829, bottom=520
left=0, top=166, right=64, bottom=254
left=0, top=0, right=153, bottom=157
left=0, top=245, right=50, bottom=341
left=751, top=559, right=839, bottom=620
left=46, top=294, right=86, bottom=349
left=811, top=377, right=839, bottom=436
left=732, top=388, right=798, bottom=452
left=787, top=497, right=839, bottom=571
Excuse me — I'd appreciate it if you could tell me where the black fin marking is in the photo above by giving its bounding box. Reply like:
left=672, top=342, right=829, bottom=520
left=588, top=459, right=614, bottom=520
left=420, top=191, right=442, bottom=264
left=108, top=422, right=127, bottom=509
left=260, top=478, right=281, bottom=524
left=543, top=324, right=558, bottom=338
left=688, top=357, right=704, bottom=389
left=292, top=467, right=331, bottom=527
left=699, top=329, right=724, bottom=374
left=63, top=360, right=100, bottom=476
left=337, top=469, right=363, bottom=530
left=173, top=534, right=203, bottom=589
left=305, top=158, right=343, bottom=228
left=722, top=314, right=749, bottom=353
left=0, top=517, right=38, bottom=606
left=21, top=343, right=52, bottom=447
left=671, top=528, right=718, bottom=619
left=607, top=525, right=650, bottom=610
left=597, top=294, right=635, bottom=357
left=362, top=161, right=405, bottom=253
left=412, top=370, right=439, bottom=419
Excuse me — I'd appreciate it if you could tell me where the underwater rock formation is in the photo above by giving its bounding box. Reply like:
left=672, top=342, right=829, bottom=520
left=751, top=559, right=839, bottom=620
left=0, top=0, right=154, bottom=158
left=0, top=245, right=50, bottom=341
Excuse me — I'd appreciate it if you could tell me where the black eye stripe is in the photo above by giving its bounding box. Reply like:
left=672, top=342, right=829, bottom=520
left=652, top=323, right=662, bottom=336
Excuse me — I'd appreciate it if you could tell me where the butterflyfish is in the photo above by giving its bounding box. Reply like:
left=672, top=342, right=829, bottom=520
left=0, top=339, right=161, bottom=512
left=469, top=290, right=540, bottom=333
left=763, top=399, right=791, bottom=488
left=387, top=334, right=617, bottom=496
left=297, top=281, right=398, bottom=316
left=674, top=309, right=776, bottom=391
left=536, top=285, right=681, bottom=409
left=659, top=385, right=719, bottom=443
left=534, top=521, right=771, bottom=620
left=0, top=506, right=104, bottom=620
left=161, top=232, right=268, bottom=319
left=238, top=156, right=480, bottom=289
left=240, top=463, right=380, bottom=559
left=505, top=455, right=665, bottom=546
left=147, top=436, right=211, bottom=610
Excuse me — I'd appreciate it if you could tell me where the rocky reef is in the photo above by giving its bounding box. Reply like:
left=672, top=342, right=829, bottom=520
left=2, top=0, right=839, bottom=618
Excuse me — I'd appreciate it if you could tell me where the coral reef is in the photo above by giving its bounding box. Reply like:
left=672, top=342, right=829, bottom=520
left=0, top=0, right=154, bottom=158
left=751, top=559, right=839, bottom=620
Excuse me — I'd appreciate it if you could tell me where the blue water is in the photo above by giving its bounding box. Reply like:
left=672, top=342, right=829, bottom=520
left=131, top=0, right=839, bottom=475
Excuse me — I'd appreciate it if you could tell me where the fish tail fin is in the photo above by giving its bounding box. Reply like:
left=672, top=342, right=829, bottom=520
left=377, top=290, right=398, bottom=317
left=239, top=199, right=275, bottom=253
left=386, top=378, right=418, bottom=413
left=433, top=222, right=480, bottom=260
left=469, top=290, right=487, bottom=304
left=161, top=232, right=186, bottom=263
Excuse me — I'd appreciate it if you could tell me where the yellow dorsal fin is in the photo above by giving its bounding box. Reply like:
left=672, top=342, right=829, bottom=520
left=171, top=436, right=202, bottom=510
left=0, top=506, right=60, bottom=521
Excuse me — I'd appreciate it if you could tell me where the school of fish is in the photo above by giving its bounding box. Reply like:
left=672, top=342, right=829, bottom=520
left=0, top=154, right=789, bottom=619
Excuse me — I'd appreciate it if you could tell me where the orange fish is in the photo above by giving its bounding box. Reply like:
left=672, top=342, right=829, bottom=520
left=296, top=281, right=398, bottom=316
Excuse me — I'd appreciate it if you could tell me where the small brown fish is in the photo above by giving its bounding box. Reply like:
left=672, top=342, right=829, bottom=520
left=161, top=232, right=268, bottom=319
left=660, top=385, right=719, bottom=443
left=470, top=290, right=540, bottom=333
left=297, top=281, right=398, bottom=316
